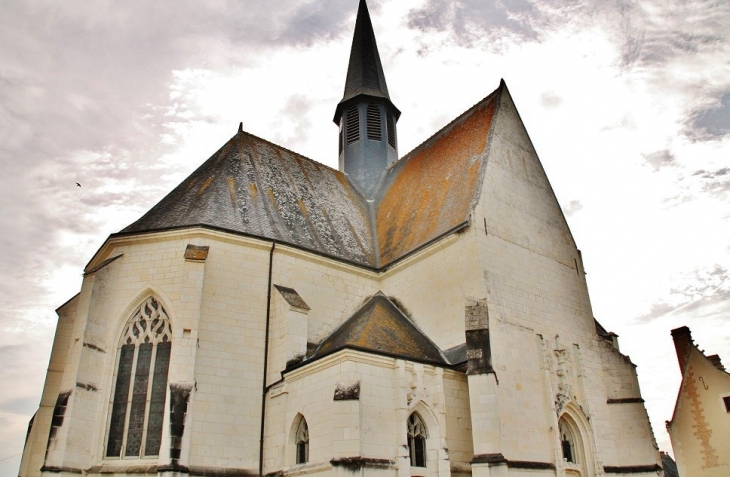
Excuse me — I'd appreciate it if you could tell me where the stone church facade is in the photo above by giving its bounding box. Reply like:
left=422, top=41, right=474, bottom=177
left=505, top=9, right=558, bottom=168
left=19, top=1, right=664, bottom=476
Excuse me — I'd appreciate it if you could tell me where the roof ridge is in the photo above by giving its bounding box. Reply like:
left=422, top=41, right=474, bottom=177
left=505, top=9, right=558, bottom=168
left=237, top=129, right=342, bottom=175
left=390, top=86, right=502, bottom=170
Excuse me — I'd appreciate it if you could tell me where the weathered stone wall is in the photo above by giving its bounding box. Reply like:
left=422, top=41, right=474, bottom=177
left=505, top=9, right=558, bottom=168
left=466, top=84, right=661, bottom=474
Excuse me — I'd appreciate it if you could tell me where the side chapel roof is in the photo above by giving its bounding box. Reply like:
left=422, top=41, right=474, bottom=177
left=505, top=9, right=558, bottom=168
left=308, top=292, right=448, bottom=366
left=118, top=86, right=502, bottom=269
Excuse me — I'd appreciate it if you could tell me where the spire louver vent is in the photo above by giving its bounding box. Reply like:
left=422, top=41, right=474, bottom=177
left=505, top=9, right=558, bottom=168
left=366, top=104, right=382, bottom=140
left=346, top=106, right=360, bottom=144
left=387, top=112, right=396, bottom=148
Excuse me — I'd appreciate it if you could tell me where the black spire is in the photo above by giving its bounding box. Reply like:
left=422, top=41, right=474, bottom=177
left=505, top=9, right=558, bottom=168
left=333, top=0, right=399, bottom=124
left=334, top=0, right=400, bottom=198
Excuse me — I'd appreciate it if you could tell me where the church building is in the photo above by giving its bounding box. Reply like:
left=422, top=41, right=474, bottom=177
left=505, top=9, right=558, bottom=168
left=20, top=1, right=665, bottom=476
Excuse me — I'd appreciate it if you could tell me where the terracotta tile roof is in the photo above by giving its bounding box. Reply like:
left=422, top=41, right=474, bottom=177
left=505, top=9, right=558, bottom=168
left=117, top=85, right=502, bottom=269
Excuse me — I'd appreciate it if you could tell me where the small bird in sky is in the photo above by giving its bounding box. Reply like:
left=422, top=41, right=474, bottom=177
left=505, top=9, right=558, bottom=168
left=76, top=182, right=81, bottom=187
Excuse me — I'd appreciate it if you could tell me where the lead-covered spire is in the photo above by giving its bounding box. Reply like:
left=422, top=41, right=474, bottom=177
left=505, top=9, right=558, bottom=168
left=335, top=0, right=400, bottom=198
left=334, top=0, right=399, bottom=123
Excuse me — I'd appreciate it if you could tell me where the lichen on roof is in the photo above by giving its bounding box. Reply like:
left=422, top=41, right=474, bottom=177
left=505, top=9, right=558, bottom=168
left=117, top=85, right=503, bottom=269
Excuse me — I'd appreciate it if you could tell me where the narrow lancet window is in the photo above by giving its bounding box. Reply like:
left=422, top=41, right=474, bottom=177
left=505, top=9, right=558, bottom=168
left=558, top=417, right=578, bottom=464
left=407, top=413, right=427, bottom=467
left=106, top=297, right=172, bottom=458
left=295, top=418, right=309, bottom=464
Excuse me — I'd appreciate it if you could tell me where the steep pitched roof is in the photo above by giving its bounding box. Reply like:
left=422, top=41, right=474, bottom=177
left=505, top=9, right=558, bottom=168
left=374, top=89, right=498, bottom=264
left=116, top=86, right=502, bottom=269
left=309, top=292, right=447, bottom=365
left=334, top=0, right=398, bottom=123
left=120, top=132, right=376, bottom=266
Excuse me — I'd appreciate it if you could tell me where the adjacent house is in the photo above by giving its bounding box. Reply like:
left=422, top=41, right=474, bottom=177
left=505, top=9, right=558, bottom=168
left=667, top=326, right=730, bottom=476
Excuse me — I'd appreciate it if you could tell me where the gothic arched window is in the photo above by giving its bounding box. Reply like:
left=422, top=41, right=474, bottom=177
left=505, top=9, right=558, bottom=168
left=106, top=297, right=172, bottom=458
left=407, top=413, right=427, bottom=467
left=295, top=418, right=309, bottom=464
left=558, top=414, right=586, bottom=473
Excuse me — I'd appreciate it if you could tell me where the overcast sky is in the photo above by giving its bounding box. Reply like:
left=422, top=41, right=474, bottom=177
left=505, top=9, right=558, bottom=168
left=1, top=0, right=729, bottom=473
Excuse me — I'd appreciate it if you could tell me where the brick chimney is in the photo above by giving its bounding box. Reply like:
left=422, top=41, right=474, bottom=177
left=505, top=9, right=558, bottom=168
left=671, top=326, right=693, bottom=374
left=707, top=354, right=725, bottom=371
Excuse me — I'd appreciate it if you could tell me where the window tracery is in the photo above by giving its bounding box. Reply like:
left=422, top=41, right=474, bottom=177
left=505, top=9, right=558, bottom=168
left=407, top=413, right=427, bottom=467
left=106, top=297, right=172, bottom=458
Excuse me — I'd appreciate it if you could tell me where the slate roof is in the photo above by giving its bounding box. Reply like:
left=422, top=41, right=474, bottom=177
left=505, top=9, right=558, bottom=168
left=308, top=292, right=448, bottom=365
left=660, top=453, right=678, bottom=477
left=120, top=132, right=376, bottom=266
left=118, top=87, right=501, bottom=269
left=334, top=0, right=398, bottom=123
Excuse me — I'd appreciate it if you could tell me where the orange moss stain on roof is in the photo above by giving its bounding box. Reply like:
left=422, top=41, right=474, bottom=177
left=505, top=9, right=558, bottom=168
left=197, top=176, right=214, bottom=196
left=226, top=177, right=237, bottom=208
left=376, top=95, right=497, bottom=265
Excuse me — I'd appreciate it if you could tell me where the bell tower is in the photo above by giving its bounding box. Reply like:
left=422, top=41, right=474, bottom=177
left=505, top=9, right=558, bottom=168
left=334, top=0, right=400, bottom=198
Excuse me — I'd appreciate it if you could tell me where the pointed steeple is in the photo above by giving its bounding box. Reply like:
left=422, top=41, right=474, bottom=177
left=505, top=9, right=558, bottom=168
left=334, top=0, right=400, bottom=199
left=334, top=0, right=399, bottom=123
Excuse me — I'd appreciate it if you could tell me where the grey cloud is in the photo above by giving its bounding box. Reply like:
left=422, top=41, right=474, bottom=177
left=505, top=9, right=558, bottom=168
left=406, top=0, right=550, bottom=50
left=643, top=149, right=676, bottom=171
left=563, top=200, right=583, bottom=217
left=0, top=0, right=357, bottom=339
left=686, top=92, right=730, bottom=140
left=405, top=0, right=730, bottom=74
left=540, top=92, right=562, bottom=109
left=617, top=0, right=730, bottom=68
left=692, top=167, right=730, bottom=196
left=634, top=265, right=730, bottom=323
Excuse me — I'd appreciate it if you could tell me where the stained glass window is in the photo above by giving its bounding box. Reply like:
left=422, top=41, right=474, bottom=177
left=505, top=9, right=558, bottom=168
left=106, top=297, right=172, bottom=458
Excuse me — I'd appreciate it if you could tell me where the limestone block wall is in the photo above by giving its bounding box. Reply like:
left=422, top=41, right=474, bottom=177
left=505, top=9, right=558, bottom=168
left=19, top=295, right=78, bottom=477
left=189, top=236, right=271, bottom=470
left=380, top=232, right=483, bottom=351
left=271, top=248, right=380, bottom=347
left=464, top=83, right=661, bottom=472
left=263, top=351, right=473, bottom=477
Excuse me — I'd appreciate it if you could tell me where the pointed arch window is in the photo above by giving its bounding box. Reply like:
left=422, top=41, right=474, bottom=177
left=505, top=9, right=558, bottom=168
left=561, top=427, right=574, bottom=463
left=557, top=413, right=591, bottom=477
left=407, top=413, right=427, bottom=467
left=295, top=418, right=309, bottom=464
left=106, top=297, right=172, bottom=458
